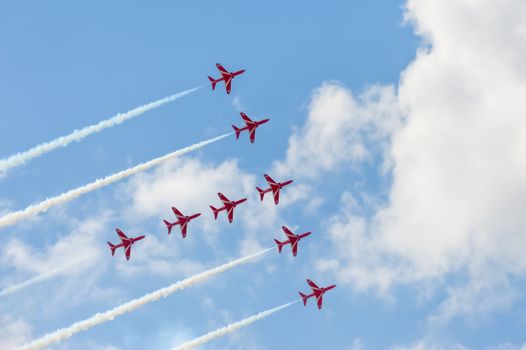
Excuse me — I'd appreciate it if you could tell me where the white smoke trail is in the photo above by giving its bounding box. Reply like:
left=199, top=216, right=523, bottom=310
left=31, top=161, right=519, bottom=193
left=0, top=86, right=201, bottom=174
left=0, top=258, right=88, bottom=297
left=0, top=133, right=232, bottom=229
left=174, top=300, right=299, bottom=350
left=17, top=248, right=272, bottom=350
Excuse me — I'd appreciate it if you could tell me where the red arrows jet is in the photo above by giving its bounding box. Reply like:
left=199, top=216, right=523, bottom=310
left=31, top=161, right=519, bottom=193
left=299, top=279, right=336, bottom=310
left=163, top=207, right=201, bottom=238
left=107, top=229, right=145, bottom=261
left=232, top=112, right=270, bottom=143
left=208, top=63, right=245, bottom=94
left=210, top=192, right=247, bottom=223
left=274, top=226, right=311, bottom=257
left=256, top=174, right=293, bottom=204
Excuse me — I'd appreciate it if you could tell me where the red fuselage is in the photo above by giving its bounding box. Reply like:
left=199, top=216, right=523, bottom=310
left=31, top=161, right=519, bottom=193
left=210, top=193, right=247, bottom=223
left=112, top=235, right=145, bottom=250
left=236, top=118, right=269, bottom=134
left=213, top=69, right=245, bottom=82
left=299, top=279, right=336, bottom=309
left=275, top=226, right=311, bottom=257
left=262, top=179, right=293, bottom=195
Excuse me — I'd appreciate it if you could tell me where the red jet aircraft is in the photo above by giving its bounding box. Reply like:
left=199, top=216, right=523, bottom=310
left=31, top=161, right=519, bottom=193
left=163, top=207, right=201, bottom=238
left=208, top=63, right=245, bottom=94
left=210, top=192, right=247, bottom=223
left=232, top=112, right=269, bottom=143
left=107, top=229, right=145, bottom=261
left=274, top=226, right=311, bottom=257
left=299, top=279, right=336, bottom=310
left=256, top=174, right=293, bottom=204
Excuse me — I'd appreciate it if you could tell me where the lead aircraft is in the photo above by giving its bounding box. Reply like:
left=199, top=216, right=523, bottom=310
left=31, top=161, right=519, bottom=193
left=163, top=207, right=201, bottom=238
left=274, top=226, right=311, bottom=257
left=210, top=192, right=247, bottom=223
left=208, top=63, right=245, bottom=94
left=232, top=112, right=269, bottom=143
left=299, top=279, right=336, bottom=310
left=256, top=174, right=293, bottom=204
left=107, top=229, right=145, bottom=261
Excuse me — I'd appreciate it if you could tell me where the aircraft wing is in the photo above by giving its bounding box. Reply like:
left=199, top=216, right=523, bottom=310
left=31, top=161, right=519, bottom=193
left=282, top=226, right=295, bottom=239
left=180, top=221, right=188, bottom=238
left=124, top=242, right=132, bottom=260
left=172, top=207, right=184, bottom=220
left=225, top=76, right=233, bottom=94
left=216, top=63, right=228, bottom=73
left=307, top=279, right=321, bottom=291
left=316, top=294, right=324, bottom=309
left=264, top=174, right=277, bottom=186
left=240, top=112, right=254, bottom=125
left=218, top=192, right=230, bottom=204
left=291, top=240, right=298, bottom=256
left=272, top=188, right=280, bottom=204
left=227, top=206, right=234, bottom=223
left=116, top=229, right=131, bottom=243
left=249, top=127, right=256, bottom=143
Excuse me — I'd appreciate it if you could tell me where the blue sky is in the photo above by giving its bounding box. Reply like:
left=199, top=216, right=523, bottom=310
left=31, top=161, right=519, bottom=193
left=1, top=1, right=526, bottom=350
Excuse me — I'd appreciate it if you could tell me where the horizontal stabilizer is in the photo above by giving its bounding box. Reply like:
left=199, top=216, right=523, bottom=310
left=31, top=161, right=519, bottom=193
left=208, top=76, right=217, bottom=90
left=163, top=220, right=174, bottom=235
left=256, top=187, right=266, bottom=201
left=274, top=239, right=284, bottom=253
left=299, top=292, right=308, bottom=306
left=107, top=242, right=117, bottom=256
left=232, top=125, right=241, bottom=139
left=210, top=205, right=219, bottom=220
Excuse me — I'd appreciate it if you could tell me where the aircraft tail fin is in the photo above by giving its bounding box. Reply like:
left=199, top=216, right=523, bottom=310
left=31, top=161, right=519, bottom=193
left=232, top=125, right=241, bottom=139
left=107, top=242, right=117, bottom=256
left=256, top=187, right=266, bottom=201
left=274, top=239, right=284, bottom=253
left=299, top=292, right=308, bottom=306
left=163, top=220, right=174, bottom=235
left=210, top=205, right=219, bottom=220
left=208, top=76, right=217, bottom=90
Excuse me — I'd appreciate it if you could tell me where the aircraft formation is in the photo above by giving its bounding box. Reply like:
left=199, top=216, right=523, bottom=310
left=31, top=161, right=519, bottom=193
left=107, top=63, right=335, bottom=311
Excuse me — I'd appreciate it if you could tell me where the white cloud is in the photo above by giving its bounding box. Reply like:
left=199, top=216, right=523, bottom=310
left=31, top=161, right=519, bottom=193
left=122, top=157, right=294, bottom=256
left=391, top=340, right=470, bottom=350
left=273, top=82, right=402, bottom=179
left=289, top=0, right=526, bottom=324
left=349, top=338, right=365, bottom=350
left=0, top=316, right=32, bottom=349
left=122, top=158, right=255, bottom=235
left=489, top=343, right=526, bottom=350
left=1, top=215, right=104, bottom=275
left=0, top=213, right=121, bottom=323
left=391, top=340, right=526, bottom=350
left=112, top=233, right=205, bottom=278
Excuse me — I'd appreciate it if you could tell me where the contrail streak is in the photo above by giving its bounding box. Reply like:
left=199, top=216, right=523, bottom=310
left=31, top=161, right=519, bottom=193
left=0, top=86, right=201, bottom=174
left=0, top=133, right=231, bottom=229
left=17, top=248, right=272, bottom=350
left=174, top=300, right=299, bottom=350
left=0, top=258, right=88, bottom=297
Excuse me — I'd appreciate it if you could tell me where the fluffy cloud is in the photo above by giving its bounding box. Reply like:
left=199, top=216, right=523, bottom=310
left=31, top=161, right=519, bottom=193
left=0, top=316, right=31, bottom=349
left=0, top=215, right=114, bottom=318
left=489, top=343, right=526, bottom=350
left=391, top=340, right=469, bottom=350
left=295, top=0, right=526, bottom=323
left=121, top=157, right=290, bottom=256
left=274, top=83, right=402, bottom=179
left=391, top=340, right=526, bottom=350
left=1, top=215, right=105, bottom=275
